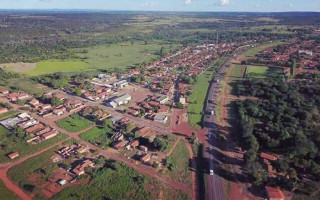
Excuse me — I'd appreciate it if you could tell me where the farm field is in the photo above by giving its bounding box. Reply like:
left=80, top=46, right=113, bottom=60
left=245, top=65, right=284, bottom=78
left=79, top=126, right=113, bottom=149
left=166, top=141, right=191, bottom=187
left=25, top=60, right=89, bottom=76
left=0, top=125, right=68, bottom=163
left=244, top=41, right=283, bottom=57
left=0, top=180, right=19, bottom=200
left=57, top=114, right=94, bottom=133
left=75, top=40, right=181, bottom=70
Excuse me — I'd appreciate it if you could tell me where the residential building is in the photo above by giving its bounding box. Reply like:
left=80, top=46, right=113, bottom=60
left=7, top=152, right=19, bottom=160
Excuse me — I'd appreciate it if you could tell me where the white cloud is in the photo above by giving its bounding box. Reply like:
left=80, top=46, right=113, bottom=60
left=185, top=0, right=192, bottom=5
left=220, top=0, right=230, bottom=5
left=141, top=1, right=155, bottom=8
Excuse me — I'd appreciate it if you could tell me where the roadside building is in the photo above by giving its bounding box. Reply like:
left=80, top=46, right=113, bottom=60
left=106, top=94, right=132, bottom=108
left=140, top=153, right=151, bottom=163
left=139, top=145, right=148, bottom=152
left=0, top=107, right=8, bottom=114
left=7, top=152, right=19, bottom=160
left=41, top=129, right=58, bottom=140
left=113, top=80, right=128, bottom=88
left=113, top=140, right=128, bottom=150
left=153, top=114, right=168, bottom=124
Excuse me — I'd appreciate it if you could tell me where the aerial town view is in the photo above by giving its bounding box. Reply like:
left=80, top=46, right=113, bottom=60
left=0, top=0, right=319, bottom=200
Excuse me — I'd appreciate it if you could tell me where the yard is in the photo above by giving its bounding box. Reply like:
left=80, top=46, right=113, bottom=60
left=79, top=126, right=114, bottom=149
left=245, top=65, right=284, bottom=78
left=165, top=141, right=191, bottom=186
left=57, top=114, right=94, bottom=133
left=0, top=126, right=68, bottom=163
left=244, top=41, right=284, bottom=57
left=0, top=180, right=19, bottom=200
left=25, top=60, right=90, bottom=76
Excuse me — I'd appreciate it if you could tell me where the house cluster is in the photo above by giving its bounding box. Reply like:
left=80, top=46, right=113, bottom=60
left=6, top=91, right=31, bottom=102
left=80, top=74, right=129, bottom=102
left=72, top=159, right=95, bottom=176
left=31, top=92, right=84, bottom=117
left=80, top=106, right=111, bottom=121
left=0, top=112, right=59, bottom=144
left=56, top=144, right=87, bottom=159
left=126, top=94, right=169, bottom=123
left=256, top=39, right=320, bottom=70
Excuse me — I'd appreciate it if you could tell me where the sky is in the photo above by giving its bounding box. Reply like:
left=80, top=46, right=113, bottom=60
left=0, top=0, right=319, bottom=12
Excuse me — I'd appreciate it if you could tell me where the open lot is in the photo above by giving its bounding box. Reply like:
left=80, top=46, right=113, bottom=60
left=245, top=65, right=284, bottom=78
left=57, top=114, right=94, bottom=133
left=165, top=141, right=191, bottom=187
left=79, top=126, right=113, bottom=149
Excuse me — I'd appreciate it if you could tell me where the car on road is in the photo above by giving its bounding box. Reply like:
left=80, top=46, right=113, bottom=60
left=210, top=169, right=214, bottom=175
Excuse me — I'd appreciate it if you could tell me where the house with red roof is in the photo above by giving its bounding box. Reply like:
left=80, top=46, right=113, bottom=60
left=7, top=152, right=19, bottom=160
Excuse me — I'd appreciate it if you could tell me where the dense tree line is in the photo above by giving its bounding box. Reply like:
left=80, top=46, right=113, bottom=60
left=236, top=77, right=320, bottom=197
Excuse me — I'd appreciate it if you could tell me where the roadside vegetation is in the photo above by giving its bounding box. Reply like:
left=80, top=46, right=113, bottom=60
left=57, top=114, right=94, bottom=133
left=188, top=58, right=226, bottom=129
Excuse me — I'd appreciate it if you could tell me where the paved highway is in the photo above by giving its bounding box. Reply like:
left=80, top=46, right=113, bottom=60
left=204, top=47, right=248, bottom=200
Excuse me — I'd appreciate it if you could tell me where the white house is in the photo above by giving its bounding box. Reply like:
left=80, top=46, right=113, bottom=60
left=113, top=80, right=128, bottom=88
left=106, top=94, right=132, bottom=108
left=154, top=114, right=168, bottom=124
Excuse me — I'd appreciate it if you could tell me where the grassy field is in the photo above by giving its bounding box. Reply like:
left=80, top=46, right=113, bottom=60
left=75, top=40, right=181, bottom=70
left=0, top=179, right=19, bottom=200
left=25, top=60, right=89, bottom=76
left=244, top=41, right=284, bottom=57
left=7, top=145, right=61, bottom=197
left=0, top=126, right=68, bottom=163
left=188, top=68, right=216, bottom=129
left=57, top=114, right=94, bottom=133
left=0, top=110, right=18, bottom=121
left=245, top=65, right=284, bottom=78
left=166, top=141, right=191, bottom=186
left=79, top=126, right=113, bottom=149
